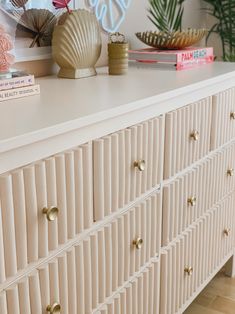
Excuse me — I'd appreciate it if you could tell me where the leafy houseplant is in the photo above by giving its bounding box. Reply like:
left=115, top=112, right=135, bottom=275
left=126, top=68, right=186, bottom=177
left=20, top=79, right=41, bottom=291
left=148, top=0, right=185, bottom=32
left=203, top=0, right=235, bottom=61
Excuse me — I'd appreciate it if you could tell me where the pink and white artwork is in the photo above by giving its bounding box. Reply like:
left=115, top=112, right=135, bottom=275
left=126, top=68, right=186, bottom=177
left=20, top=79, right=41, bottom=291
left=0, top=24, right=14, bottom=72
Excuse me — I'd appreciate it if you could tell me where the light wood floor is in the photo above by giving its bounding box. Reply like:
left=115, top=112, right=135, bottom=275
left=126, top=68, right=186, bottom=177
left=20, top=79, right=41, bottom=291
left=184, top=269, right=235, bottom=314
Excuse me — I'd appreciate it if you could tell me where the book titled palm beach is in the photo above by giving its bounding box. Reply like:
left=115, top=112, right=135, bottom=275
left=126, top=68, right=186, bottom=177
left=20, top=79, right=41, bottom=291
left=129, top=47, right=214, bottom=70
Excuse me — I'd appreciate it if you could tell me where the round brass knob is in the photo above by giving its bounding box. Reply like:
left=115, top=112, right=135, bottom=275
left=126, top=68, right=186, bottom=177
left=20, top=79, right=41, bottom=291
left=43, top=206, right=59, bottom=222
left=133, top=237, right=143, bottom=249
left=227, top=168, right=234, bottom=177
left=46, top=303, right=61, bottom=313
left=230, top=112, right=235, bottom=120
left=190, top=130, right=199, bottom=141
left=184, top=266, right=193, bottom=276
left=133, top=160, right=145, bottom=171
left=188, top=196, right=196, bottom=206
left=224, top=228, right=231, bottom=236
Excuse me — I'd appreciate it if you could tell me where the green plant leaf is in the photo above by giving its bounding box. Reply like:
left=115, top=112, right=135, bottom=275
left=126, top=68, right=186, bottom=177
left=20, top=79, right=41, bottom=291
left=147, top=0, right=186, bottom=32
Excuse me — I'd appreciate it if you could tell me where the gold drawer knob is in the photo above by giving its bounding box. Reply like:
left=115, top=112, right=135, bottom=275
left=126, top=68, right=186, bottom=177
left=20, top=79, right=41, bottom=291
left=134, top=160, right=145, bottom=171
left=224, top=228, right=231, bottom=236
left=190, top=130, right=199, bottom=141
left=230, top=112, right=235, bottom=120
left=188, top=196, right=196, bottom=206
left=133, top=237, right=143, bottom=249
left=46, top=303, right=61, bottom=313
left=184, top=267, right=193, bottom=276
left=227, top=168, right=234, bottom=177
left=43, top=206, right=59, bottom=221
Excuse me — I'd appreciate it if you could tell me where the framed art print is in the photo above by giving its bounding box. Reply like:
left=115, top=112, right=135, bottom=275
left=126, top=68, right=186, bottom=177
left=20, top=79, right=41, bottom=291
left=0, top=0, right=76, bottom=63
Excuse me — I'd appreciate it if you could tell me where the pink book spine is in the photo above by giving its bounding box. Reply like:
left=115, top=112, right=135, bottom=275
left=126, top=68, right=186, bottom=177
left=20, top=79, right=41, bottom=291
left=0, top=75, right=35, bottom=91
left=176, top=47, right=214, bottom=69
left=0, top=84, right=40, bottom=102
left=176, top=56, right=215, bottom=70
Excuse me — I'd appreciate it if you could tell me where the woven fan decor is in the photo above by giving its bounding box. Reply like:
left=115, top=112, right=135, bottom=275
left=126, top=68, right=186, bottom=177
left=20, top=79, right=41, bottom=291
left=16, top=9, right=56, bottom=47
left=136, top=29, right=207, bottom=50
left=0, top=0, right=58, bottom=48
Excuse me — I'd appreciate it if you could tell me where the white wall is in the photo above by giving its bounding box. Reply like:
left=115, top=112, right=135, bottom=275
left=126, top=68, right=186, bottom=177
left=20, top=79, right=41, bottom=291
left=91, top=0, right=205, bottom=65
left=77, top=0, right=224, bottom=64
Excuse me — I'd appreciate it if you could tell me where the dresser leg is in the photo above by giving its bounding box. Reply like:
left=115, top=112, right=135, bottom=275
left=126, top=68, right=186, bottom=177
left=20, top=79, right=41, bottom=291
left=225, top=252, right=235, bottom=277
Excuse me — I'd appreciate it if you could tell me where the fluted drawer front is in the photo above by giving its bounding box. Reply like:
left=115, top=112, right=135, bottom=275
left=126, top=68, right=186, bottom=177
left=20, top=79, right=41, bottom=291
left=164, top=97, right=212, bottom=179
left=94, top=259, right=160, bottom=314
left=93, top=116, right=164, bottom=221
left=0, top=142, right=93, bottom=283
left=89, top=190, right=162, bottom=310
left=160, top=194, right=235, bottom=314
left=0, top=188, right=162, bottom=314
left=0, top=247, right=81, bottom=314
left=162, top=141, right=235, bottom=246
left=211, top=87, right=235, bottom=150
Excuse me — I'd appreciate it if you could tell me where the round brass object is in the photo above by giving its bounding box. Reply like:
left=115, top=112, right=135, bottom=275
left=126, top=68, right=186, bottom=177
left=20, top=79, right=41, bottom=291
left=134, top=160, right=146, bottom=171
left=230, top=112, right=235, bottom=120
left=188, top=196, right=196, bottom=207
left=190, top=130, right=199, bottom=141
left=43, top=206, right=59, bottom=221
left=184, top=267, right=193, bottom=276
left=136, top=29, right=207, bottom=50
left=133, top=237, right=143, bottom=249
left=227, top=168, right=234, bottom=177
left=224, top=228, right=231, bottom=236
left=46, top=303, right=61, bottom=313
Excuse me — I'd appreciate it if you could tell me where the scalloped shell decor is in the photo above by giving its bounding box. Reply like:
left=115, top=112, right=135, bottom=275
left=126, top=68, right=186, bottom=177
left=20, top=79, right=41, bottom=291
left=136, top=29, right=207, bottom=50
left=52, top=9, right=102, bottom=79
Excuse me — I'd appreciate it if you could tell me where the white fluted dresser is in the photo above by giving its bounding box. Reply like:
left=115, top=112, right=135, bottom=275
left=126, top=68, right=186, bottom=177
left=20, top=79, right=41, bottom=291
left=1, top=63, right=235, bottom=314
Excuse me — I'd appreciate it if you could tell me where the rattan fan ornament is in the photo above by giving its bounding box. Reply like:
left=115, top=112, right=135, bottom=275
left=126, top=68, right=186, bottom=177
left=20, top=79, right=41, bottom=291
left=1, top=0, right=58, bottom=48
left=136, top=0, right=206, bottom=49
left=10, top=0, right=28, bottom=9
left=16, top=9, right=56, bottom=47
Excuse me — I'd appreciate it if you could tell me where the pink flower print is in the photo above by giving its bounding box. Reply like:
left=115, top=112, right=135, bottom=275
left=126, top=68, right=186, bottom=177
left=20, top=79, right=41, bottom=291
left=0, top=25, right=14, bottom=72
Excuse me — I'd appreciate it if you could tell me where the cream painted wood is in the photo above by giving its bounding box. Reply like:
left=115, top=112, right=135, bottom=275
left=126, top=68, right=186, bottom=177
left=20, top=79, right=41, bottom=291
left=211, top=87, right=235, bottom=150
left=0, top=142, right=93, bottom=282
left=164, top=96, right=212, bottom=179
left=160, top=193, right=235, bottom=314
left=93, top=259, right=160, bottom=314
left=162, top=142, right=235, bottom=246
left=0, top=64, right=235, bottom=314
left=93, top=116, right=164, bottom=221
left=1, top=64, right=235, bottom=175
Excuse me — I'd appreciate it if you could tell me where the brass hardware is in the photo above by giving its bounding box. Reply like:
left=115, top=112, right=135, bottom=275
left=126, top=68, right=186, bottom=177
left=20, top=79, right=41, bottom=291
left=224, top=228, right=231, bottom=236
left=184, top=267, right=193, bottom=276
left=134, top=160, right=146, bottom=171
left=227, top=168, right=234, bottom=177
left=190, top=130, right=199, bottom=141
left=133, top=237, right=143, bottom=249
left=46, top=303, right=61, bottom=313
left=43, top=206, right=59, bottom=222
left=230, top=112, right=235, bottom=120
left=188, top=196, right=196, bottom=206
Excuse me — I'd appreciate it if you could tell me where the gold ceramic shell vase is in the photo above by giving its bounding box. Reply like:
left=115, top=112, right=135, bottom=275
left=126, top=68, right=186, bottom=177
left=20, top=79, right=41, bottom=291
left=52, top=9, right=102, bottom=79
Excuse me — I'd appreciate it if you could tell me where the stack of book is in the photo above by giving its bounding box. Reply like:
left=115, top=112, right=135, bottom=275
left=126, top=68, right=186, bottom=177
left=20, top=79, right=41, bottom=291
left=0, top=71, right=40, bottom=102
left=128, top=47, right=214, bottom=70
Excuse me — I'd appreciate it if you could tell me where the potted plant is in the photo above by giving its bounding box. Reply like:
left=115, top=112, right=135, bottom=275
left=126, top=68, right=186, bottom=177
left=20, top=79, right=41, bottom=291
left=202, top=0, right=235, bottom=61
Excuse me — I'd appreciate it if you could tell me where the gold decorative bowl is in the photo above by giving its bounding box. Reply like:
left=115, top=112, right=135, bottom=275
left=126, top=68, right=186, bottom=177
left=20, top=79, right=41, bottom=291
left=136, top=29, right=207, bottom=50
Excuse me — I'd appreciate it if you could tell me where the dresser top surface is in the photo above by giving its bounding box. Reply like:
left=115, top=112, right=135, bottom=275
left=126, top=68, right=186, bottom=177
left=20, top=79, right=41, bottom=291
left=1, top=62, right=235, bottom=153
